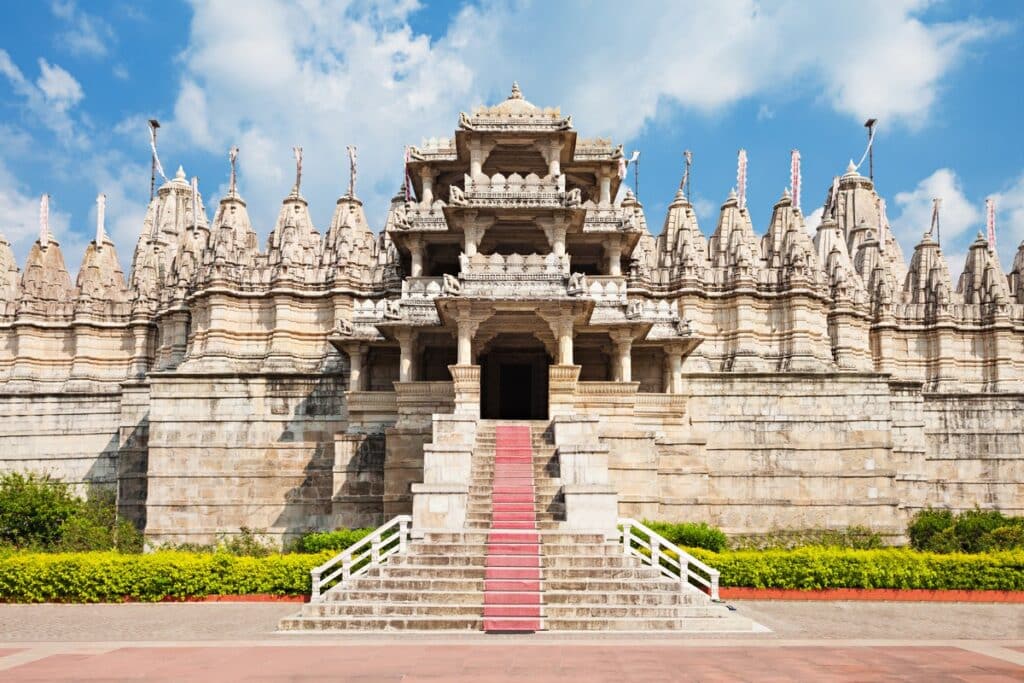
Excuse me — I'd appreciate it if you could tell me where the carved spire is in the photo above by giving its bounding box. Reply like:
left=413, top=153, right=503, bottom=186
left=903, top=231, right=955, bottom=306
left=323, top=183, right=375, bottom=288
left=765, top=189, right=822, bottom=289
left=75, top=202, right=128, bottom=318
left=709, top=189, right=762, bottom=279
left=267, top=178, right=321, bottom=280
left=815, top=214, right=866, bottom=304
left=1010, top=241, right=1024, bottom=303
left=205, top=175, right=258, bottom=278
left=18, top=204, right=74, bottom=319
left=957, top=232, right=1010, bottom=305
left=0, top=232, right=20, bottom=319
left=656, top=185, right=708, bottom=284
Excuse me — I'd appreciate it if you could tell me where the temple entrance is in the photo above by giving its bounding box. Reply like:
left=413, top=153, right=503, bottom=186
left=479, top=336, right=550, bottom=420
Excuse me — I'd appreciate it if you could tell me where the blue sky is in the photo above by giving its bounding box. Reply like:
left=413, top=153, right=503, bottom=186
left=1, top=0, right=1022, bottom=277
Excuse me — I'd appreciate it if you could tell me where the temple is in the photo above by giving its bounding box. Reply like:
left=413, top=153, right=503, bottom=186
left=1, top=84, right=1023, bottom=547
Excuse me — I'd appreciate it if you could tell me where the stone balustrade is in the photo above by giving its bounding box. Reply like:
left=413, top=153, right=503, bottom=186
left=586, top=276, right=627, bottom=304
left=448, top=172, right=582, bottom=208
left=401, top=277, right=444, bottom=301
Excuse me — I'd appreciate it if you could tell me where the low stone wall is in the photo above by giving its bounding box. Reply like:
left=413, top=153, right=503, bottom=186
left=143, top=373, right=347, bottom=546
left=0, top=391, right=121, bottom=495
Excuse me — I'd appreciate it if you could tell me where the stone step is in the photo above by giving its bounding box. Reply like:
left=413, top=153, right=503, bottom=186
left=279, top=616, right=483, bottom=631
left=302, top=602, right=484, bottom=618
left=541, top=617, right=752, bottom=632
left=324, top=589, right=483, bottom=604
left=483, top=617, right=542, bottom=632
left=345, top=577, right=484, bottom=591
left=542, top=591, right=693, bottom=606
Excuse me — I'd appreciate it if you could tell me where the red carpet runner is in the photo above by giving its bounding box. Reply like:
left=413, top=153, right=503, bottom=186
left=483, top=425, right=542, bottom=632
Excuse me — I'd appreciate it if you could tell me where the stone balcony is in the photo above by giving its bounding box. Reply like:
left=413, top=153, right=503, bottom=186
left=581, top=203, right=638, bottom=233
left=458, top=252, right=570, bottom=297
left=448, top=172, right=582, bottom=209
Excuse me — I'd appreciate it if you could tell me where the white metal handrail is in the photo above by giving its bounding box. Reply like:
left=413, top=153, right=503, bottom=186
left=618, top=518, right=721, bottom=601
left=310, top=515, right=412, bottom=602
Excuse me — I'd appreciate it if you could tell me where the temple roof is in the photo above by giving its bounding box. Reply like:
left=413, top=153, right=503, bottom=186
left=459, top=82, right=572, bottom=132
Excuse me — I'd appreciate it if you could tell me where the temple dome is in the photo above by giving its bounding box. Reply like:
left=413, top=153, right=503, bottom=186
left=489, top=82, right=540, bottom=116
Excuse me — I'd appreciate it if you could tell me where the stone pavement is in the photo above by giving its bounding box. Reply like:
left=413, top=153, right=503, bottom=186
left=0, top=601, right=1021, bottom=681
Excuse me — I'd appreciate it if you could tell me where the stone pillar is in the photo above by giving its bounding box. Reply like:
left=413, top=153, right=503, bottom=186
left=611, top=330, right=632, bottom=383
left=457, top=318, right=474, bottom=365
left=396, top=329, right=415, bottom=382
left=537, top=217, right=568, bottom=258
left=344, top=342, right=368, bottom=391
left=449, top=364, right=481, bottom=416
left=468, top=139, right=495, bottom=178
left=462, top=212, right=493, bottom=259
left=556, top=318, right=574, bottom=365
left=666, top=347, right=683, bottom=394
left=599, top=169, right=612, bottom=206
left=419, top=167, right=435, bottom=206
left=409, top=236, right=424, bottom=277
left=606, top=235, right=622, bottom=276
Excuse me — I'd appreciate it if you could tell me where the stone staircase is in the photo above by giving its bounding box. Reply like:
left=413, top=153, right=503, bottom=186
left=279, top=418, right=760, bottom=633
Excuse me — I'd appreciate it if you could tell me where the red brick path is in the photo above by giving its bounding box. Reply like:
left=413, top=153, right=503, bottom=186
left=3, top=644, right=1021, bottom=682
left=483, top=425, right=542, bottom=632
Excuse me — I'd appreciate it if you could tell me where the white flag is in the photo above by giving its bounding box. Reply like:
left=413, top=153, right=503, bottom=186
left=149, top=123, right=167, bottom=182
left=96, top=193, right=106, bottom=244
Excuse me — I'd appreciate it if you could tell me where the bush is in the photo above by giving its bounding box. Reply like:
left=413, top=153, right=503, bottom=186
left=0, top=547, right=1021, bottom=602
left=216, top=528, right=277, bottom=557
left=289, top=528, right=374, bottom=554
left=685, top=547, right=1024, bottom=591
left=729, top=527, right=884, bottom=551
left=639, top=521, right=727, bottom=553
left=0, top=550, right=331, bottom=603
left=0, top=473, right=82, bottom=549
left=908, top=508, right=1024, bottom=553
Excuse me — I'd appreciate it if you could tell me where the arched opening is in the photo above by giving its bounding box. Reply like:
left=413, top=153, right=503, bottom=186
left=479, top=333, right=550, bottom=419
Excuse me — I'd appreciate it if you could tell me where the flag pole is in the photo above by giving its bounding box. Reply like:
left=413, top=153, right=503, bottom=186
left=148, top=119, right=160, bottom=201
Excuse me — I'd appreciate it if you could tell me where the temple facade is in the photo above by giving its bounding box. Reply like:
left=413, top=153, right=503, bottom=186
left=1, top=85, right=1022, bottom=545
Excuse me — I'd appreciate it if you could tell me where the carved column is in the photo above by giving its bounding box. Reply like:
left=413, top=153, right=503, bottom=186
left=462, top=211, right=494, bottom=258
left=606, top=235, right=622, bottom=276
left=468, top=139, right=495, bottom=178
left=408, top=235, right=424, bottom=277
left=598, top=168, right=612, bottom=206
left=610, top=329, right=632, bottom=383
left=344, top=342, right=368, bottom=391
left=665, top=345, right=683, bottom=394
left=419, top=167, right=436, bottom=206
left=537, top=139, right=564, bottom=177
left=396, top=328, right=416, bottom=382
left=538, top=216, right=569, bottom=258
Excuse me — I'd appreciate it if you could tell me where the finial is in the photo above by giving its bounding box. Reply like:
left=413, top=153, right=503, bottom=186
left=175, top=165, right=186, bottom=181
left=783, top=187, right=791, bottom=199
left=292, top=146, right=303, bottom=196
left=510, top=81, right=522, bottom=99
left=39, top=194, right=50, bottom=247
left=728, top=187, right=737, bottom=199
left=346, top=145, right=358, bottom=198
left=96, top=193, right=106, bottom=247
left=846, top=159, right=857, bottom=174
left=228, top=146, right=239, bottom=196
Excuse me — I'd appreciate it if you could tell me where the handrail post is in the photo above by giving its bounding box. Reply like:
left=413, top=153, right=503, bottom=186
left=399, top=518, right=408, bottom=554
left=680, top=556, right=689, bottom=590
left=651, top=535, right=660, bottom=572
left=622, top=520, right=632, bottom=557
left=311, top=569, right=322, bottom=602
left=711, top=571, right=720, bottom=601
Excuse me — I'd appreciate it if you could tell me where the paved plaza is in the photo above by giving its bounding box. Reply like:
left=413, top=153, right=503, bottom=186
left=0, top=601, right=1020, bottom=681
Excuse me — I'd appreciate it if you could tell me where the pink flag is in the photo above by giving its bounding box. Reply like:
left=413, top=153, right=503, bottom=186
left=986, top=197, right=996, bottom=250
left=790, top=149, right=801, bottom=213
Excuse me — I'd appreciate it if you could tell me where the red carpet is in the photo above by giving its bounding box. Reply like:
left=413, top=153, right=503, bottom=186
left=483, top=425, right=542, bottom=632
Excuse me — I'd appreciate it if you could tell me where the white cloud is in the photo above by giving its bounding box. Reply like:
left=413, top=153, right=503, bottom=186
left=50, top=0, right=116, bottom=59
left=891, top=168, right=980, bottom=251
left=36, top=59, right=84, bottom=110
left=0, top=50, right=85, bottom=145
left=756, top=104, right=775, bottom=121
left=991, top=174, right=1024, bottom=268
left=0, top=156, right=85, bottom=269
left=164, top=0, right=998, bottom=238
left=803, top=207, right=824, bottom=236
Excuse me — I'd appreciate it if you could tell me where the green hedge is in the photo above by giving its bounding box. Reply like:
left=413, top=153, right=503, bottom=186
left=1, top=547, right=1021, bottom=603
left=289, top=528, right=374, bottom=554
left=686, top=547, right=1024, bottom=591
left=0, top=551, right=331, bottom=603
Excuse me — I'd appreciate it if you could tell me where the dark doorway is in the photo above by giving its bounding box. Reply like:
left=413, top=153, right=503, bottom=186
left=480, top=337, right=549, bottom=420
left=499, top=363, right=532, bottom=419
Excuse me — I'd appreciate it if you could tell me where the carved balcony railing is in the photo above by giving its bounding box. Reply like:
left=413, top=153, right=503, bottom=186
left=387, top=201, right=449, bottom=233
left=585, top=276, right=628, bottom=305
left=573, top=137, right=617, bottom=161
left=581, top=202, right=636, bottom=233
left=449, top=173, right=582, bottom=209
left=401, top=277, right=444, bottom=301
left=457, top=252, right=570, bottom=297
left=408, top=137, right=457, bottom=161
